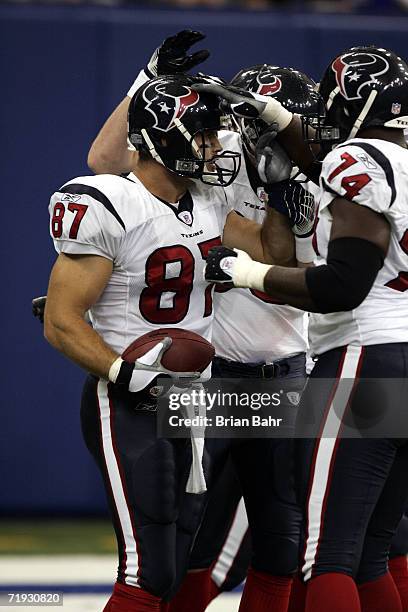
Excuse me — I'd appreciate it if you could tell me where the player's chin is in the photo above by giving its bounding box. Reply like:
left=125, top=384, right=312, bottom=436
left=205, top=161, right=217, bottom=173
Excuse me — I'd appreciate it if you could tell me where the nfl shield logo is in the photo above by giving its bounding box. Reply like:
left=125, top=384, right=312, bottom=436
left=178, top=210, right=193, bottom=226
left=257, top=187, right=269, bottom=204
left=286, top=391, right=300, bottom=406
left=391, top=103, right=402, bottom=115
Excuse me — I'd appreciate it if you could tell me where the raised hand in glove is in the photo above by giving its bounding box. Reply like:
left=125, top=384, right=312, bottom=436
left=191, top=82, right=293, bottom=131
left=110, top=337, right=201, bottom=393
left=146, top=30, right=210, bottom=77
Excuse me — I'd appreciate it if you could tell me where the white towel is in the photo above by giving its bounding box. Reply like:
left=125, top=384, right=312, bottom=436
left=171, top=383, right=207, bottom=494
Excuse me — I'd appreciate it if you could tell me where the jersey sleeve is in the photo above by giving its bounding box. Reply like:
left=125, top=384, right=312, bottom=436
left=319, top=143, right=396, bottom=216
left=49, top=179, right=125, bottom=260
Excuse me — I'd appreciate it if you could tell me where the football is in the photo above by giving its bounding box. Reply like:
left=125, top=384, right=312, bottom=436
left=122, top=328, right=215, bottom=373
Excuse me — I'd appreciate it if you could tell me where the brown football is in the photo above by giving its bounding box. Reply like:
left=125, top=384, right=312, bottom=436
left=122, top=328, right=215, bottom=373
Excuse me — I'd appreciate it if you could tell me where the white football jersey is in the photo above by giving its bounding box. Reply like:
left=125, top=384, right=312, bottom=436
left=310, top=138, right=408, bottom=355
left=213, top=131, right=308, bottom=363
left=49, top=173, right=231, bottom=356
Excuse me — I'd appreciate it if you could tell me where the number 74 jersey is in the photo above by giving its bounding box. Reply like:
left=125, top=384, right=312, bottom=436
left=49, top=173, right=230, bottom=354
left=310, top=138, right=408, bottom=355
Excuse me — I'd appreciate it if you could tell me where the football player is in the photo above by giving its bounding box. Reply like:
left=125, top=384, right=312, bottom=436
left=86, top=34, right=319, bottom=611
left=201, top=46, right=408, bottom=612
left=44, top=74, right=296, bottom=612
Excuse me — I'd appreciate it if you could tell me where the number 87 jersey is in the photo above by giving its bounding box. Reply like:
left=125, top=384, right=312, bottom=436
left=49, top=173, right=230, bottom=354
left=310, top=138, right=408, bottom=355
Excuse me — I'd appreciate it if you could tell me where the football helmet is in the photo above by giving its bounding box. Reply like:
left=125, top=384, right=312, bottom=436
left=306, top=45, right=408, bottom=143
left=229, top=64, right=320, bottom=158
left=128, top=74, right=240, bottom=187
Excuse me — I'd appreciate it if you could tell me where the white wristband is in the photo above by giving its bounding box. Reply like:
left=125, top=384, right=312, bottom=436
left=108, top=356, right=124, bottom=383
left=295, top=235, right=316, bottom=264
left=232, top=252, right=273, bottom=291
left=127, top=69, right=150, bottom=99
left=260, top=97, right=293, bottom=131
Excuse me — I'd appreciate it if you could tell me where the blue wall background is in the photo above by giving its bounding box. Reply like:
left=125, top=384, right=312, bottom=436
left=2, top=5, right=408, bottom=514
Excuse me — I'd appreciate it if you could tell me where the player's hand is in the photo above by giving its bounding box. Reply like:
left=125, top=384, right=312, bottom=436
left=255, top=126, right=292, bottom=184
left=32, top=296, right=47, bottom=324
left=204, top=246, right=256, bottom=288
left=267, top=180, right=316, bottom=237
left=192, top=82, right=293, bottom=130
left=146, top=30, right=210, bottom=77
left=128, top=338, right=200, bottom=392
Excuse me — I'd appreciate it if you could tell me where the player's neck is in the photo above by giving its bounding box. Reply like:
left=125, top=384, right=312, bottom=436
left=133, top=159, right=190, bottom=204
left=357, top=127, right=407, bottom=148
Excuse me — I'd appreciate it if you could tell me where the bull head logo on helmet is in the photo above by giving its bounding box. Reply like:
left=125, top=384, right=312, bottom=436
left=143, top=80, right=200, bottom=132
left=255, top=74, right=282, bottom=96
left=332, top=52, right=389, bottom=101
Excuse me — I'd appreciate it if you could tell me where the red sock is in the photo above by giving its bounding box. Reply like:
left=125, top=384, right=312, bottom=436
left=238, top=568, right=292, bottom=612
left=168, top=569, right=212, bottom=612
left=160, top=604, right=170, bottom=612
left=288, top=574, right=306, bottom=612
left=358, top=572, right=402, bottom=612
left=306, top=573, right=360, bottom=612
left=390, top=556, right=408, bottom=611
left=208, top=577, right=221, bottom=604
left=104, top=582, right=161, bottom=612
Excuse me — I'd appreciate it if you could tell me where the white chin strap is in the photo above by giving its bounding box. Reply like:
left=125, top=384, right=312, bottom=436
left=325, top=87, right=379, bottom=140
left=173, top=117, right=202, bottom=158
left=141, top=128, right=165, bottom=166
left=347, top=89, right=378, bottom=139
left=140, top=119, right=205, bottom=175
left=326, top=86, right=340, bottom=111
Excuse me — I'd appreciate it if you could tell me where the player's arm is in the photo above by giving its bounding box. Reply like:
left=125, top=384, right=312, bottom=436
left=222, top=207, right=296, bottom=267
left=44, top=253, right=118, bottom=377
left=45, top=253, right=197, bottom=387
left=88, top=30, right=209, bottom=175
left=211, top=198, right=389, bottom=312
left=88, top=98, right=136, bottom=175
left=208, top=144, right=392, bottom=312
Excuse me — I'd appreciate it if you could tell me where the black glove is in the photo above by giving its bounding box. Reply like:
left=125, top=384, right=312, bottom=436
left=204, top=246, right=238, bottom=283
left=146, top=30, right=210, bottom=77
left=32, top=296, right=47, bottom=324
left=191, top=82, right=293, bottom=130
left=266, top=180, right=316, bottom=237
left=192, top=82, right=267, bottom=118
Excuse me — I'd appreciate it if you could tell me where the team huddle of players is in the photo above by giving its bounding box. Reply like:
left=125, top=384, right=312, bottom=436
left=41, top=29, right=408, bottom=612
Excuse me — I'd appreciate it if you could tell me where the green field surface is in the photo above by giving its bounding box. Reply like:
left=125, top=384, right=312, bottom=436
left=0, top=521, right=116, bottom=555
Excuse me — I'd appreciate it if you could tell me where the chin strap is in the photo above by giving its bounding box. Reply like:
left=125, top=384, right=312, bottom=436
left=347, top=90, right=378, bottom=139
left=140, top=128, right=166, bottom=166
